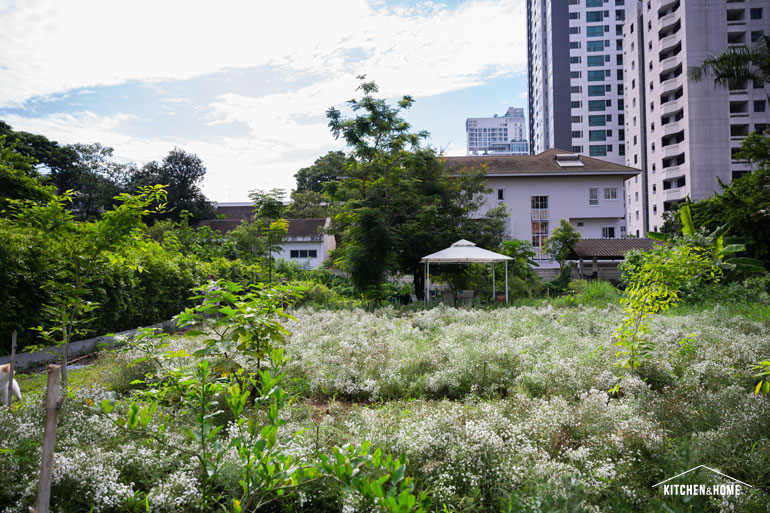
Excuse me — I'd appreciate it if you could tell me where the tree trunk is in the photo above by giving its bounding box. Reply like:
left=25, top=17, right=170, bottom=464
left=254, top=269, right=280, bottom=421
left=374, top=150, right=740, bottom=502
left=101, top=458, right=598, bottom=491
left=34, top=364, right=62, bottom=513
left=412, top=263, right=425, bottom=300
left=60, top=320, right=69, bottom=395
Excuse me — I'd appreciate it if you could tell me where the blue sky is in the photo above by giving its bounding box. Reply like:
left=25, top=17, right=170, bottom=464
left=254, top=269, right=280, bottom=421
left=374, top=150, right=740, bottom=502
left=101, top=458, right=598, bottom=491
left=0, top=0, right=528, bottom=201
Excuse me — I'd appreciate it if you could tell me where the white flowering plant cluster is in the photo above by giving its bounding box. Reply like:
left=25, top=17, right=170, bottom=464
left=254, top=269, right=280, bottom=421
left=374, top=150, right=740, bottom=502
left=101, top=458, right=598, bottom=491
left=1, top=284, right=769, bottom=512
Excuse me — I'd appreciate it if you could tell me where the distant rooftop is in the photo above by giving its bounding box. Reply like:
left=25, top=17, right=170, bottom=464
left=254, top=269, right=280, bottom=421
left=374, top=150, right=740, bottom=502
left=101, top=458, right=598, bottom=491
left=444, top=148, right=640, bottom=178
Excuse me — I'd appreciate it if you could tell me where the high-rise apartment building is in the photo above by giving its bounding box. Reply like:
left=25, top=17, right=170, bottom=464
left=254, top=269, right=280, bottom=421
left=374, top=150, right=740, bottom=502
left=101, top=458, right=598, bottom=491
left=623, top=0, right=770, bottom=236
left=527, top=0, right=634, bottom=164
left=466, top=107, right=529, bottom=155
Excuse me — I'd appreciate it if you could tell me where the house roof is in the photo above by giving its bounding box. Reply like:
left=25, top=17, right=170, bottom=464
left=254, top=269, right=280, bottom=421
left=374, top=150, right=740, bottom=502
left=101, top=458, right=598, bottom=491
left=215, top=204, right=254, bottom=221
left=287, top=218, right=326, bottom=239
left=197, top=219, right=243, bottom=234
left=444, top=148, right=640, bottom=179
left=421, top=239, right=512, bottom=263
left=572, top=238, right=658, bottom=259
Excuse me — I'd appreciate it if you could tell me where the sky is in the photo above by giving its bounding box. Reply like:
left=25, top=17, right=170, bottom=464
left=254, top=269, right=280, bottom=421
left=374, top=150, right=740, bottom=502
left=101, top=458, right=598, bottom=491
left=0, top=0, right=529, bottom=202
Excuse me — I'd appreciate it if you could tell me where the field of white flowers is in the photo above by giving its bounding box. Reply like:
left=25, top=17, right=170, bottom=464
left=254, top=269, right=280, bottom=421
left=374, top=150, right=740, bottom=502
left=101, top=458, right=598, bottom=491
left=1, top=302, right=769, bottom=512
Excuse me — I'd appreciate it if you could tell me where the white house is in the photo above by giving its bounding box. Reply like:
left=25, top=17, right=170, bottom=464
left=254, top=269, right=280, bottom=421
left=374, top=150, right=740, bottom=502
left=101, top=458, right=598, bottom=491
left=444, top=149, right=640, bottom=266
left=275, top=218, right=336, bottom=270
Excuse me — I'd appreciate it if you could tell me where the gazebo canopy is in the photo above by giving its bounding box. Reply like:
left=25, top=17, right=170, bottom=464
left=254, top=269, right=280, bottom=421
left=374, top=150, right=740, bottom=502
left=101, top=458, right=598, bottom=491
left=420, top=239, right=512, bottom=264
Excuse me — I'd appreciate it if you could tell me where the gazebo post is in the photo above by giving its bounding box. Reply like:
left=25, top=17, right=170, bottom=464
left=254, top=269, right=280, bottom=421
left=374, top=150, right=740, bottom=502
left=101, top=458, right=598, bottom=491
left=492, top=264, right=495, bottom=302
left=505, top=260, right=508, bottom=304
left=425, top=261, right=430, bottom=308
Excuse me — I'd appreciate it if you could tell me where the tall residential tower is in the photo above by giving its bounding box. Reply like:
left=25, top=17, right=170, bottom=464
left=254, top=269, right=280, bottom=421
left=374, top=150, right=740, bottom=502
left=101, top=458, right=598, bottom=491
left=623, top=0, right=770, bottom=236
left=466, top=107, right=529, bottom=156
left=527, top=0, right=635, bottom=164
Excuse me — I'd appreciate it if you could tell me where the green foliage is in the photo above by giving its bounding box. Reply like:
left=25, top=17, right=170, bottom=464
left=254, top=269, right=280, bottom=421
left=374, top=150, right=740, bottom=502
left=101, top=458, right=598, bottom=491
left=688, top=33, right=770, bottom=89
left=249, top=188, right=288, bottom=283
left=543, top=218, right=581, bottom=273
left=0, top=136, right=54, bottom=212
left=327, top=78, right=506, bottom=299
left=662, top=132, right=770, bottom=266
left=294, top=150, right=346, bottom=193
left=128, top=147, right=216, bottom=225
left=754, top=360, right=770, bottom=395
left=615, top=243, right=721, bottom=370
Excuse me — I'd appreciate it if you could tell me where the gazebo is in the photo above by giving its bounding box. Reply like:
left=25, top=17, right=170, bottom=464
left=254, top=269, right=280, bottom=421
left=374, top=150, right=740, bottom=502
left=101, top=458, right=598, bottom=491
left=420, top=239, right=513, bottom=306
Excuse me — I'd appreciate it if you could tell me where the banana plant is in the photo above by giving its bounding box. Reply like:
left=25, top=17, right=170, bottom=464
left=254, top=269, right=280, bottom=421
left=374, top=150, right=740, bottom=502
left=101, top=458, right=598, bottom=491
left=648, top=204, right=764, bottom=273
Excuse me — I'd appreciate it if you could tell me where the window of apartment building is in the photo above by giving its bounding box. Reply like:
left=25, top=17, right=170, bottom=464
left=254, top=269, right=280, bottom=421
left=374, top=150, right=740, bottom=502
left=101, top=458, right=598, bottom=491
left=497, top=189, right=505, bottom=201
left=587, top=25, right=604, bottom=37
left=570, top=86, right=583, bottom=93
left=570, top=26, right=581, bottom=34
left=619, top=144, right=625, bottom=156
left=616, top=25, right=623, bottom=36
left=572, top=145, right=584, bottom=152
left=571, top=101, right=583, bottom=108
left=588, top=100, right=606, bottom=111
left=615, top=10, right=625, bottom=21
left=570, top=56, right=582, bottom=64
left=616, top=40, right=623, bottom=51
left=586, top=11, right=603, bottom=22
left=570, top=71, right=582, bottom=78
left=604, top=187, right=618, bottom=200
left=631, top=79, right=635, bottom=89
left=589, top=188, right=600, bottom=205
left=586, top=0, right=602, bottom=6
left=571, top=131, right=583, bottom=138
left=756, top=123, right=767, bottom=134
left=587, top=55, right=605, bottom=66
left=588, top=85, right=605, bottom=96
left=751, top=31, right=763, bottom=42
left=619, top=114, right=624, bottom=124
left=589, top=145, right=608, bottom=156
left=617, top=69, right=623, bottom=80
left=602, top=226, right=616, bottom=238
left=570, top=41, right=581, bottom=49
left=588, top=70, right=605, bottom=81
left=571, top=116, right=583, bottom=123
left=651, top=163, right=656, bottom=173
left=619, top=129, right=625, bottom=140
left=569, top=12, right=581, bottom=19
left=634, top=154, right=638, bottom=164
left=653, top=205, right=657, bottom=215
left=635, top=210, right=640, bottom=221
left=587, top=40, right=604, bottom=52
left=750, top=8, right=762, bottom=20
left=569, top=0, right=579, bottom=4
left=754, top=100, right=766, bottom=112
left=617, top=84, right=623, bottom=95
left=589, top=115, right=606, bottom=126
left=650, top=102, right=654, bottom=111
left=608, top=99, right=615, bottom=108
left=589, top=130, right=607, bottom=141
left=652, top=184, right=657, bottom=194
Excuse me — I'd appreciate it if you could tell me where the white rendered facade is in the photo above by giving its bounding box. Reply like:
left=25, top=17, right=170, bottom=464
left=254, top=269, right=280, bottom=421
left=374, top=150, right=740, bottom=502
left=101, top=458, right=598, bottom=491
left=466, top=107, right=529, bottom=155
left=623, top=0, right=770, bottom=236
left=527, top=0, right=635, bottom=164
left=445, top=150, right=638, bottom=266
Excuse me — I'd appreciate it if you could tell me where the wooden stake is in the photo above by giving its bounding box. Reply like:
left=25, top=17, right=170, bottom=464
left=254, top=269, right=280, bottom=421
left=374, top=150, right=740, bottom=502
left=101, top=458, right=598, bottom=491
left=34, top=364, right=62, bottom=513
left=7, top=330, right=16, bottom=409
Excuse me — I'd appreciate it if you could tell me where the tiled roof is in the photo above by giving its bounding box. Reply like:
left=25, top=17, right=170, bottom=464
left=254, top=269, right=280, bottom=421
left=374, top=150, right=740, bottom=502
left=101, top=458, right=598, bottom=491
left=444, top=148, right=640, bottom=178
left=197, top=218, right=327, bottom=238
left=216, top=205, right=254, bottom=220
left=197, top=219, right=244, bottom=234
left=572, top=238, right=658, bottom=258
left=287, top=218, right=325, bottom=239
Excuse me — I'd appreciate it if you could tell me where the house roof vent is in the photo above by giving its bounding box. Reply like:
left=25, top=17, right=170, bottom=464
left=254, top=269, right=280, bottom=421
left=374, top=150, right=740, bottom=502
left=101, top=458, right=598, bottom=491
left=554, top=153, right=584, bottom=167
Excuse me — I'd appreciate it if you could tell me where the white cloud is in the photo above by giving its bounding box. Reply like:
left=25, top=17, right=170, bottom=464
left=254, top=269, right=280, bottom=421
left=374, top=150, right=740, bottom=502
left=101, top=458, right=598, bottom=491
left=0, top=0, right=527, bottom=107
left=0, top=0, right=529, bottom=200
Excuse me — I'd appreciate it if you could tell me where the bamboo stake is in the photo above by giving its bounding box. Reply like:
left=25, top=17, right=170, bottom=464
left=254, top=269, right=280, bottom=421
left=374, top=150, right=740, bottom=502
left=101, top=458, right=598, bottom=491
left=33, top=364, right=62, bottom=513
left=7, top=330, right=16, bottom=409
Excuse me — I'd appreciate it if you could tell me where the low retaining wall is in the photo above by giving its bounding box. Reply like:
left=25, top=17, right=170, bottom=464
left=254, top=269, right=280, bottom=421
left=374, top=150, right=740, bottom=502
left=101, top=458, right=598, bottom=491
left=0, top=319, right=178, bottom=372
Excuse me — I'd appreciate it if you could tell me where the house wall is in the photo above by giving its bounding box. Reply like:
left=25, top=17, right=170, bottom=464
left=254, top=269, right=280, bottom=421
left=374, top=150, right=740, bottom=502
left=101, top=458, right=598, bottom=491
left=482, top=174, right=628, bottom=265
left=275, top=241, right=325, bottom=269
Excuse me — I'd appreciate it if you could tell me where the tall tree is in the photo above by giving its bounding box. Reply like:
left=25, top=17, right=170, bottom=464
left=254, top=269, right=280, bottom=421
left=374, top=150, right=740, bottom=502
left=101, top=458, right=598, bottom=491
left=249, top=188, right=288, bottom=282
left=294, top=150, right=347, bottom=193
left=326, top=78, right=506, bottom=298
left=129, top=148, right=216, bottom=224
left=0, top=136, right=54, bottom=211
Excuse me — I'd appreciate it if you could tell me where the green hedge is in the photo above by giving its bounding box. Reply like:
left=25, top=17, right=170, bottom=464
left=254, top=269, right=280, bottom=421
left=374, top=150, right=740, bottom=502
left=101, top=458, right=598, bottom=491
left=0, top=223, right=267, bottom=355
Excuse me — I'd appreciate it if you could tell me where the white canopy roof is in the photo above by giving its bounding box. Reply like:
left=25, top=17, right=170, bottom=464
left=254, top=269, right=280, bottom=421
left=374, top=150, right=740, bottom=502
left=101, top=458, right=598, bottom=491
left=420, top=239, right=512, bottom=264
